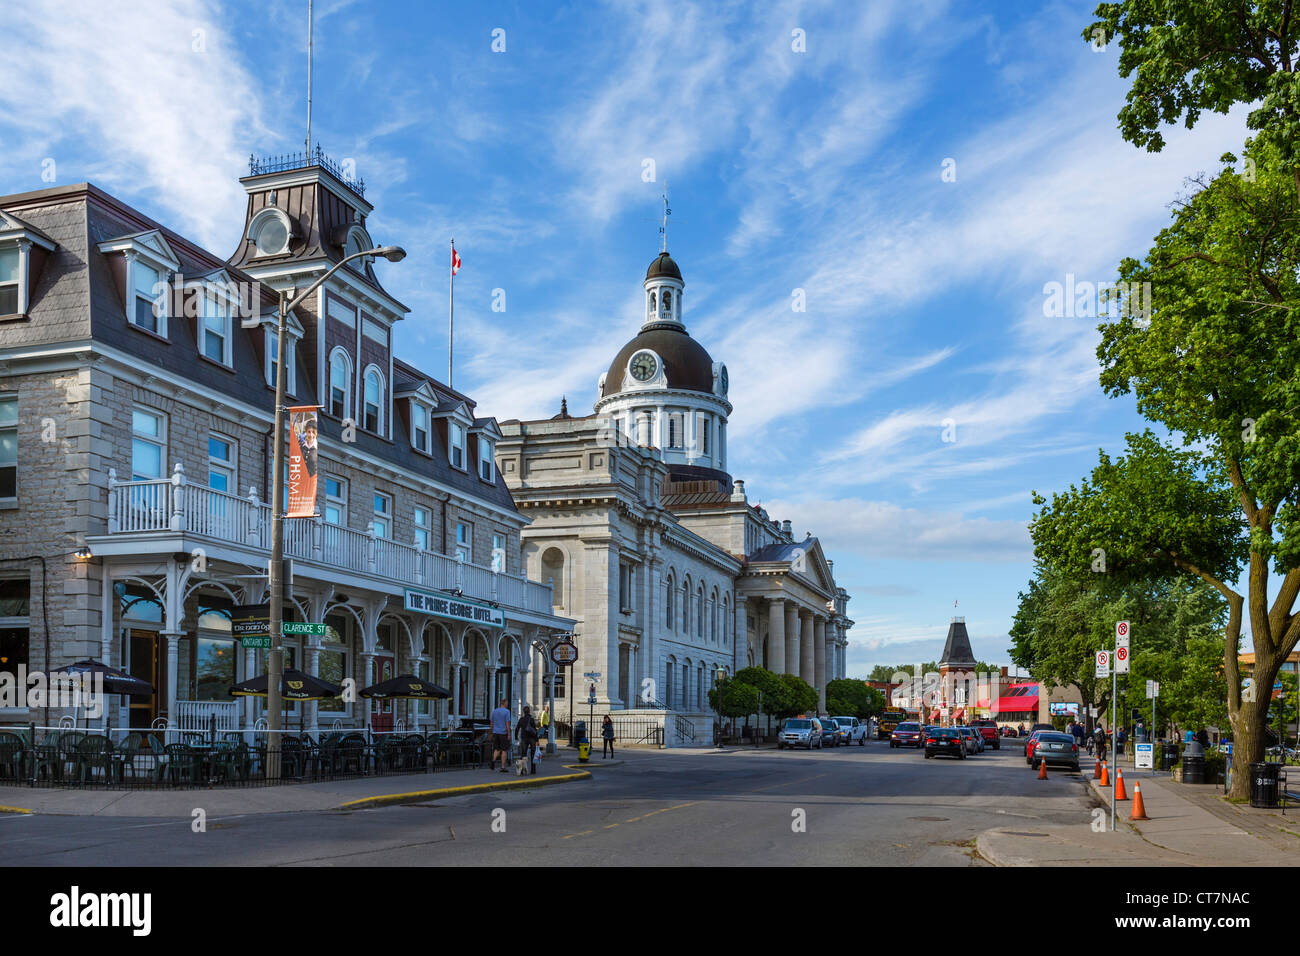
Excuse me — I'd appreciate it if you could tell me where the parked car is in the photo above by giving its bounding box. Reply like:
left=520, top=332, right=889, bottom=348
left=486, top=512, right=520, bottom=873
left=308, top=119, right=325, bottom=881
left=890, top=721, right=925, bottom=748
left=958, top=726, right=983, bottom=753
left=819, top=717, right=840, bottom=748
left=971, top=719, right=1001, bottom=750
left=1030, top=731, right=1080, bottom=772
left=778, top=718, right=822, bottom=750
left=833, top=716, right=866, bottom=746
left=924, top=727, right=966, bottom=759
left=1024, top=730, right=1049, bottom=764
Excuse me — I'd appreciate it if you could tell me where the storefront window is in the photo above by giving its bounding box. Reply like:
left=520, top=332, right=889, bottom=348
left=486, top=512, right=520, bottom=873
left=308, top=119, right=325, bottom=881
left=195, top=636, right=235, bottom=701
left=317, top=648, right=347, bottom=714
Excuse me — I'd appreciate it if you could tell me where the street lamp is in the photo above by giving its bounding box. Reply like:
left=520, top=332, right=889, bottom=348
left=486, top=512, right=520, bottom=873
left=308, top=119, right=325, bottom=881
left=256, top=244, right=405, bottom=778
left=715, top=666, right=727, bottom=748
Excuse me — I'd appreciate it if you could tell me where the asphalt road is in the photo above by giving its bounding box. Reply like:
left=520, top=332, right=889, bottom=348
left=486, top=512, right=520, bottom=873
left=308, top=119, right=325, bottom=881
left=0, top=739, right=1099, bottom=866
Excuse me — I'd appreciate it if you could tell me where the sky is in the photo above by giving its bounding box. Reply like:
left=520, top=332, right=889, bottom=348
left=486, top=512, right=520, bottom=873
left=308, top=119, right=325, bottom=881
left=0, top=0, right=1254, bottom=676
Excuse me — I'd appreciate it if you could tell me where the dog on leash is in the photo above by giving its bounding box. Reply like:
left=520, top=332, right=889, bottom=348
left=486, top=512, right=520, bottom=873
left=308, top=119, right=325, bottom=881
left=513, top=756, right=529, bottom=775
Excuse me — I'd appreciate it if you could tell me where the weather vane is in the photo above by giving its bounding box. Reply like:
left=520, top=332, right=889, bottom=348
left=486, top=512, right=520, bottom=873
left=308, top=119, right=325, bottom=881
left=660, top=183, right=671, bottom=253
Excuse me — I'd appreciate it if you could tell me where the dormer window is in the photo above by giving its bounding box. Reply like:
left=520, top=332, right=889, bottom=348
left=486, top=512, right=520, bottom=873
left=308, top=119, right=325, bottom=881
left=266, top=330, right=297, bottom=395
left=329, top=349, right=352, bottom=418
left=247, top=207, right=294, bottom=258
left=478, top=436, right=494, bottom=482
left=200, top=292, right=233, bottom=366
left=133, top=259, right=165, bottom=334
left=0, top=248, right=17, bottom=315
left=449, top=421, right=466, bottom=469
left=363, top=366, right=384, bottom=434
left=411, top=401, right=430, bottom=454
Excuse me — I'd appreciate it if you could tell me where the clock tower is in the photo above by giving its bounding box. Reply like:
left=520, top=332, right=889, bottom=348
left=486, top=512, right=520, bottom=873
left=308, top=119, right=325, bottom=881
left=594, top=251, right=732, bottom=489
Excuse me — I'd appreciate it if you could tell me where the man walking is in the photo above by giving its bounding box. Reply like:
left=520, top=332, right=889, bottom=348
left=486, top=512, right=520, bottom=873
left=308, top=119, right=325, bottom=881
left=490, top=698, right=512, bottom=773
left=515, top=705, right=539, bottom=774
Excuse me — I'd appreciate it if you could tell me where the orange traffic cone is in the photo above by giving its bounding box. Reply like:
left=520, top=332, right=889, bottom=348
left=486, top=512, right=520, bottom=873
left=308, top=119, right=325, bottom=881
left=1093, top=757, right=1102, bottom=779
left=1115, top=767, right=1128, bottom=800
left=1130, top=782, right=1149, bottom=820
left=1037, top=755, right=1048, bottom=779
left=1100, top=760, right=1110, bottom=787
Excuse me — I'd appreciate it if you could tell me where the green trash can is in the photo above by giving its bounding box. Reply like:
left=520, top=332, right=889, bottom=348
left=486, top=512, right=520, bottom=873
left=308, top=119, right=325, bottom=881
left=577, top=742, right=591, bottom=762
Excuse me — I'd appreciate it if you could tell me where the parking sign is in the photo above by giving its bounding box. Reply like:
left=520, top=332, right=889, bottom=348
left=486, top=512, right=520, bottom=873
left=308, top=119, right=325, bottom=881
left=1095, top=650, right=1110, bottom=677
left=1116, top=644, right=1130, bottom=674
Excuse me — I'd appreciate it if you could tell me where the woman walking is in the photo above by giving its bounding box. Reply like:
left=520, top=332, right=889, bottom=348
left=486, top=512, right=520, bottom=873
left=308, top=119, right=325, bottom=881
left=601, top=715, right=615, bottom=758
left=515, top=705, right=539, bottom=774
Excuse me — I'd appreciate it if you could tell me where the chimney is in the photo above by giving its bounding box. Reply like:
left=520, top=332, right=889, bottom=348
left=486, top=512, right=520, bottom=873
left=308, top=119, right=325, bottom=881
left=781, top=519, right=792, bottom=536
left=731, top=479, right=746, bottom=502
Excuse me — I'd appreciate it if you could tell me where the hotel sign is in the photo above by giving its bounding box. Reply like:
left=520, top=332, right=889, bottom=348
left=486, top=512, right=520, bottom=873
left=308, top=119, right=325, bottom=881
left=404, top=588, right=504, bottom=629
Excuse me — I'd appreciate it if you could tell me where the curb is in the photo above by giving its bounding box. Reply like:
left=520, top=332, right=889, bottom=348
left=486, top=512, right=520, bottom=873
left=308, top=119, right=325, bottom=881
left=562, top=760, right=623, bottom=769
left=0, top=804, right=33, bottom=815
left=975, top=829, right=1033, bottom=867
left=337, top=769, right=592, bottom=810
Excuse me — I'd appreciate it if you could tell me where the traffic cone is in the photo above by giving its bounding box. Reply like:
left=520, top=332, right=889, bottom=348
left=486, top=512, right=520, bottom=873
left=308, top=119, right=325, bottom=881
left=1130, top=782, right=1149, bottom=820
left=1115, top=767, right=1128, bottom=800
left=1037, top=755, right=1048, bottom=779
left=1100, top=760, right=1110, bottom=787
left=1093, top=757, right=1102, bottom=779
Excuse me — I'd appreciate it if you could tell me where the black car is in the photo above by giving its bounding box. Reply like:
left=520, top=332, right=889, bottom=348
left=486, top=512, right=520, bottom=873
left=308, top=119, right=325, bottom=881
left=890, top=721, right=924, bottom=748
left=924, top=727, right=966, bottom=759
left=1030, top=731, right=1080, bottom=771
left=819, top=717, right=840, bottom=747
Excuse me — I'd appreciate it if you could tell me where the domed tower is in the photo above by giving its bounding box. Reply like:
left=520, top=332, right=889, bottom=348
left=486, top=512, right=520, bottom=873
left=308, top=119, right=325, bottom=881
left=595, top=252, right=732, bottom=489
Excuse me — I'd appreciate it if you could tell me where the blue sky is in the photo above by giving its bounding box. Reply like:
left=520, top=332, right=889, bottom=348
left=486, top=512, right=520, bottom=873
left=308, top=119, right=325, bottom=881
left=0, top=0, right=1253, bottom=675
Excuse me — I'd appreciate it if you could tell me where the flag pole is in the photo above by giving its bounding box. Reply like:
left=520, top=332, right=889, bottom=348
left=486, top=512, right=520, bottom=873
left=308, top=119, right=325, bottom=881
left=449, top=238, right=454, bottom=389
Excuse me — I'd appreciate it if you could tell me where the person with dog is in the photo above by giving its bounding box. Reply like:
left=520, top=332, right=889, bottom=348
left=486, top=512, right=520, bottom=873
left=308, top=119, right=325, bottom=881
left=515, top=704, right=539, bottom=775
left=601, top=714, right=615, bottom=758
left=490, top=698, right=512, bottom=773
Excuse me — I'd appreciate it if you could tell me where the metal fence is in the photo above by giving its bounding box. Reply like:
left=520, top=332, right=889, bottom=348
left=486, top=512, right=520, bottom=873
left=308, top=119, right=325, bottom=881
left=555, top=715, right=665, bottom=748
left=0, top=724, right=497, bottom=790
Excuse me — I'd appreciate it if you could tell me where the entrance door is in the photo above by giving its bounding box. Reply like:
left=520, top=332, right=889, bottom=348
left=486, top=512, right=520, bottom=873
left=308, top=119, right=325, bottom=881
left=127, top=629, right=161, bottom=730
left=371, top=654, right=394, bottom=731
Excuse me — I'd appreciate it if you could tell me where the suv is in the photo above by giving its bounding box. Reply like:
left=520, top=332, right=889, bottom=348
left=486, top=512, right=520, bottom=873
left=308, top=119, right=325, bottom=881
left=778, top=718, right=821, bottom=750
left=832, top=716, right=866, bottom=745
left=890, top=721, right=924, bottom=748
left=971, top=719, right=1001, bottom=750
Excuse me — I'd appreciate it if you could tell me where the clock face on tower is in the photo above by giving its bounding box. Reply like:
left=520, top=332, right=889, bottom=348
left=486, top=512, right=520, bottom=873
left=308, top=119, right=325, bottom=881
left=629, top=350, right=658, bottom=382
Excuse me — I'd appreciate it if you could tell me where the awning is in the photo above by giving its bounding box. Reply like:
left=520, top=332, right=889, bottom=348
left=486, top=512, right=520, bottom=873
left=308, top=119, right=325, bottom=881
left=997, top=697, right=1038, bottom=712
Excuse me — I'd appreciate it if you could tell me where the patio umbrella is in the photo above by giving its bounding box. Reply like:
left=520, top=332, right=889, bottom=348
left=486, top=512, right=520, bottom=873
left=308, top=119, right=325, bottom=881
left=229, top=668, right=342, bottom=700
left=50, top=659, right=153, bottom=729
left=230, top=668, right=343, bottom=735
left=359, top=674, right=450, bottom=733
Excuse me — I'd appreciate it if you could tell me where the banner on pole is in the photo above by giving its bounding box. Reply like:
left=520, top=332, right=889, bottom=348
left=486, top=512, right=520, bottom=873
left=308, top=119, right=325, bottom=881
left=287, top=406, right=321, bottom=518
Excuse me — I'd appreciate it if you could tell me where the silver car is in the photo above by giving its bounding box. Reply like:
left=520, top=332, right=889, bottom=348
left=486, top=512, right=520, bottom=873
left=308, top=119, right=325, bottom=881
left=778, top=717, right=822, bottom=750
left=957, top=726, right=982, bottom=754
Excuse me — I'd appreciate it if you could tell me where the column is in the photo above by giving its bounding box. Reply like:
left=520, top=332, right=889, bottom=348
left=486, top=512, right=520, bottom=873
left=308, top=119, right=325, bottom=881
left=244, top=646, right=257, bottom=730
left=306, top=636, right=321, bottom=735
left=799, top=608, right=815, bottom=687
left=766, top=599, right=785, bottom=674
left=734, top=596, right=747, bottom=674
left=814, top=616, right=827, bottom=711
left=784, top=601, right=799, bottom=677
left=450, top=661, right=463, bottom=721
left=360, top=651, right=374, bottom=728
left=163, top=632, right=181, bottom=742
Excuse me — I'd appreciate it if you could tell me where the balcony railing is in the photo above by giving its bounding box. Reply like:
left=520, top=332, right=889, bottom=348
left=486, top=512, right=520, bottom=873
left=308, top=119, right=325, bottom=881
left=248, top=144, right=366, bottom=198
left=105, top=465, right=555, bottom=615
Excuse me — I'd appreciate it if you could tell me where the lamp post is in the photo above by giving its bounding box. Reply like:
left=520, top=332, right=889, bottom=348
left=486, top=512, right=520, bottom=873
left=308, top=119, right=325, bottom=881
left=256, top=244, right=405, bottom=778
left=715, top=666, right=727, bottom=748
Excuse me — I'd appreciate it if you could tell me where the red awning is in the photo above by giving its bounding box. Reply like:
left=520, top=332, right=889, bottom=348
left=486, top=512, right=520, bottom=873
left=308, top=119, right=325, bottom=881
left=997, top=697, right=1038, bottom=712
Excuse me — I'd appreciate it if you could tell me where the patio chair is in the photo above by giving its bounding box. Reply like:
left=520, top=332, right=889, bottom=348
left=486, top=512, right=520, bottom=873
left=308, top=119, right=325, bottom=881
left=163, top=743, right=201, bottom=786
left=58, top=732, right=87, bottom=784
left=0, top=732, right=25, bottom=782
left=76, top=736, right=116, bottom=786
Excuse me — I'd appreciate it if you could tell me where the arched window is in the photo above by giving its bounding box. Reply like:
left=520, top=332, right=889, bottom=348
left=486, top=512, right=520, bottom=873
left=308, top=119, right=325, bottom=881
left=648, top=291, right=656, bottom=318
left=665, top=573, right=675, bottom=631
left=542, top=547, right=565, bottom=610
left=363, top=366, right=383, bottom=433
left=329, top=348, right=352, bottom=419
left=662, top=290, right=672, bottom=318
left=696, top=584, right=705, bottom=637
left=722, top=595, right=730, bottom=646
left=681, top=576, right=691, bottom=632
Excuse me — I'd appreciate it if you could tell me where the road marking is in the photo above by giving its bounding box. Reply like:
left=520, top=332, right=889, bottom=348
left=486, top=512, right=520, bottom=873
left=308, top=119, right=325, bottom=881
left=563, top=801, right=698, bottom=840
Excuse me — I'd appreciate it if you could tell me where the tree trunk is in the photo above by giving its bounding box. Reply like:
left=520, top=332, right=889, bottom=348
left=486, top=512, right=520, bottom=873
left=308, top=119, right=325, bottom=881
left=1226, top=688, right=1273, bottom=799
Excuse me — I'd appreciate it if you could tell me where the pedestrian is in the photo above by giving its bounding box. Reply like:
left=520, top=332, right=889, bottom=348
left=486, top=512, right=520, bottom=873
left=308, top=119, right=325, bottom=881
left=601, top=714, right=615, bottom=758
left=1136, top=719, right=1149, bottom=743
left=1018, top=722, right=1026, bottom=737
left=1094, top=724, right=1107, bottom=757
left=490, top=698, right=512, bottom=773
left=1196, top=727, right=1209, bottom=749
left=1116, top=725, right=1127, bottom=757
left=515, top=704, right=539, bottom=775
left=868, top=716, right=878, bottom=740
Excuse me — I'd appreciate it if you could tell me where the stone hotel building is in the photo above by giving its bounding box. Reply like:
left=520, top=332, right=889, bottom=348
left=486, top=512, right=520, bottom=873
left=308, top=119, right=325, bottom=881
left=0, top=150, right=573, bottom=735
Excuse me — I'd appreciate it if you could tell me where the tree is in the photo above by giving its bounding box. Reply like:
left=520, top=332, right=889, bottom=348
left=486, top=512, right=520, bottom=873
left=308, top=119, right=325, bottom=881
left=825, top=679, right=883, bottom=718
left=1085, top=1, right=1300, bottom=192
left=773, top=673, right=819, bottom=720
left=708, top=679, right=759, bottom=721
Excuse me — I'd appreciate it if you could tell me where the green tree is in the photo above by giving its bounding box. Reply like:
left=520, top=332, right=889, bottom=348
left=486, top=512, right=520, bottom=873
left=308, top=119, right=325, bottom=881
left=825, top=679, right=882, bottom=718
left=708, top=678, right=759, bottom=721
left=1085, top=1, right=1300, bottom=191
left=773, top=673, right=819, bottom=720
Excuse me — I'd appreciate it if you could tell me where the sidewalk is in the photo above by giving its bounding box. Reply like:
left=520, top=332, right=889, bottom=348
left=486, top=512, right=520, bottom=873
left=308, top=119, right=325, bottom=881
left=0, top=759, right=591, bottom=817
left=978, top=757, right=1296, bottom=867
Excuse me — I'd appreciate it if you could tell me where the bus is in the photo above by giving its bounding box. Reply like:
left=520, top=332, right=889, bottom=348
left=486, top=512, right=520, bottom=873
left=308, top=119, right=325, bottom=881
left=877, top=708, right=907, bottom=738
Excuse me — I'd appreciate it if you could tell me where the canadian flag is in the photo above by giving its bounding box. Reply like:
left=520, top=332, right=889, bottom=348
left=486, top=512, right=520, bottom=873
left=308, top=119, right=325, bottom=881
left=451, top=246, right=462, bottom=276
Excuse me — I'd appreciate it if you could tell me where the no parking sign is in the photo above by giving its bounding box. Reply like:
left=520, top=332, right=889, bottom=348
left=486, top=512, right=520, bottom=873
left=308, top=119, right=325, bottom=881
left=1095, top=650, right=1111, bottom=677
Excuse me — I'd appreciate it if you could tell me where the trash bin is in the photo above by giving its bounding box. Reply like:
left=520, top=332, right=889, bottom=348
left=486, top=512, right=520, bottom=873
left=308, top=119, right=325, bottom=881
left=1161, top=742, right=1180, bottom=771
left=1182, top=739, right=1205, bottom=784
left=1250, top=761, right=1280, bottom=808
left=577, top=741, right=591, bottom=762
left=573, top=720, right=587, bottom=746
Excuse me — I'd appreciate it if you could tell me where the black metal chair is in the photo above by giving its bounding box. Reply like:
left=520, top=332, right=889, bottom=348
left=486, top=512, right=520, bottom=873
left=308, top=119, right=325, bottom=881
left=0, top=732, right=24, bottom=782
left=76, top=735, right=116, bottom=786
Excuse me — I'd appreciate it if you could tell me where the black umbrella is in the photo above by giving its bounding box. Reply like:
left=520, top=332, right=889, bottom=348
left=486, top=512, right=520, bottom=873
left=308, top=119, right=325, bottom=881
left=359, top=674, right=450, bottom=735
left=230, top=668, right=342, bottom=701
left=52, top=659, right=153, bottom=696
left=358, top=674, right=451, bottom=700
